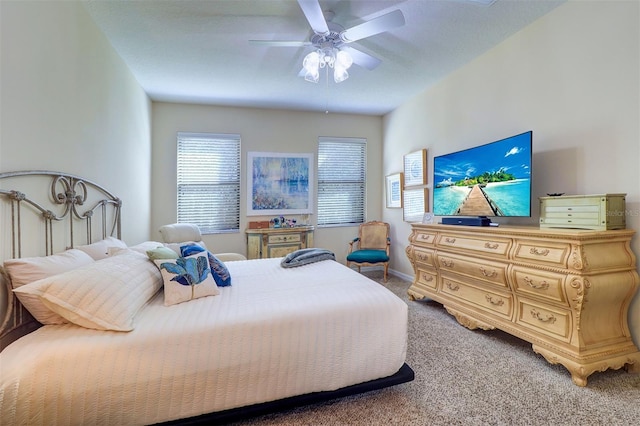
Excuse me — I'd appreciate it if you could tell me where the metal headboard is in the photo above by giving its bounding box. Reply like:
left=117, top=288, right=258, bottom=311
left=0, top=170, right=122, bottom=350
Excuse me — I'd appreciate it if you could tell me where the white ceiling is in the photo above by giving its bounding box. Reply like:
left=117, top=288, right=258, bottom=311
left=83, top=0, right=565, bottom=115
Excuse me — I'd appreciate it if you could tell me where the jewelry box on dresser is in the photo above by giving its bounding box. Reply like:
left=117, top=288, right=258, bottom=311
left=405, top=223, right=640, bottom=386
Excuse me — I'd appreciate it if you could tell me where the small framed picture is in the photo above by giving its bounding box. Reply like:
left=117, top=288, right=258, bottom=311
left=403, top=149, right=427, bottom=187
left=385, top=173, right=403, bottom=208
left=422, top=212, right=434, bottom=224
left=403, top=188, right=429, bottom=222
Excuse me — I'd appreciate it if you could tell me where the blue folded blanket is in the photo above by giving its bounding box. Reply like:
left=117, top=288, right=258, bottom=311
left=280, top=248, right=336, bottom=268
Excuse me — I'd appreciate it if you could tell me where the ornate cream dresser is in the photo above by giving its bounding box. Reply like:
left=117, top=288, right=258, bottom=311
left=246, top=226, right=314, bottom=259
left=405, top=223, right=640, bottom=386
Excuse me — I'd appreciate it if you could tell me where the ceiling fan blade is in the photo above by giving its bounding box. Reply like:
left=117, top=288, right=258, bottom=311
left=340, top=46, right=381, bottom=71
left=297, top=0, right=329, bottom=36
left=250, top=40, right=311, bottom=47
left=340, top=9, right=405, bottom=43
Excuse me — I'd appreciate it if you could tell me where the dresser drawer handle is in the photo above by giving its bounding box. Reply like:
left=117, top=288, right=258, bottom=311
left=445, top=237, right=456, bottom=244
left=445, top=281, right=459, bottom=291
left=531, top=309, right=556, bottom=323
left=524, top=276, right=550, bottom=290
left=479, top=267, right=497, bottom=278
left=442, top=259, right=454, bottom=268
left=485, top=295, right=504, bottom=306
left=484, top=242, right=499, bottom=250
left=421, top=273, right=433, bottom=282
left=419, top=234, right=430, bottom=240
left=417, top=253, right=429, bottom=261
left=530, top=247, right=550, bottom=256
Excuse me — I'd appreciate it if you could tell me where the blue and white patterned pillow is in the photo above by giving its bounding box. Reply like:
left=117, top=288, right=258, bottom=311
left=180, top=244, right=232, bottom=287
left=155, top=252, right=220, bottom=306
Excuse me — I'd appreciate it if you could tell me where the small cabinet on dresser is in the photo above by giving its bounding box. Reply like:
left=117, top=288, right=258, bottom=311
left=246, top=226, right=314, bottom=259
left=405, top=223, right=640, bottom=386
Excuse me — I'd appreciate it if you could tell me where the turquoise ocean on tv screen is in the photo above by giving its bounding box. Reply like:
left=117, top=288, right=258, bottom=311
left=433, top=178, right=530, bottom=216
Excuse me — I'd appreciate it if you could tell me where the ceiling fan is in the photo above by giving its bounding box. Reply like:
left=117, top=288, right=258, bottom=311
left=250, top=0, right=405, bottom=83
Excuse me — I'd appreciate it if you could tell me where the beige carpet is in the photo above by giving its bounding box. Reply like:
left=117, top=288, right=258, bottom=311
left=231, top=271, right=640, bottom=425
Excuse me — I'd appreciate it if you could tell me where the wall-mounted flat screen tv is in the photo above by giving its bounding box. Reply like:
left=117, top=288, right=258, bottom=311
left=433, top=131, right=532, bottom=217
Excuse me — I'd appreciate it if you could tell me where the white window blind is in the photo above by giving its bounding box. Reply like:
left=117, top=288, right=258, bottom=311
left=177, top=132, right=240, bottom=234
left=317, top=137, right=366, bottom=226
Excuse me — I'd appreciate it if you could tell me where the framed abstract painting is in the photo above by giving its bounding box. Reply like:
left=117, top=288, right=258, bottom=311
left=247, top=152, right=314, bottom=216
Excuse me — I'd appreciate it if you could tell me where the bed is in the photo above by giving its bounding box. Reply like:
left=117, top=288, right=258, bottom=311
left=0, top=171, right=413, bottom=425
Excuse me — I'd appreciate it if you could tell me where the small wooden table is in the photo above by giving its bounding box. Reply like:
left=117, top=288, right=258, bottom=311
left=246, top=226, right=314, bottom=259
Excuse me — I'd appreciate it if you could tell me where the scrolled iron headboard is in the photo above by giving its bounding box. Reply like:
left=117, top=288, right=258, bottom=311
left=0, top=170, right=122, bottom=350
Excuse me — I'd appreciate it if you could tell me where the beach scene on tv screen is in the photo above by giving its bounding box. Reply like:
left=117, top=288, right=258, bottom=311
left=433, top=132, right=531, bottom=217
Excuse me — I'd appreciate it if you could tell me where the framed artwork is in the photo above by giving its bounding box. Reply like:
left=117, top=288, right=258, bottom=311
left=385, top=173, right=403, bottom=208
left=403, top=149, right=427, bottom=187
left=247, top=152, right=314, bottom=216
left=403, top=188, right=429, bottom=222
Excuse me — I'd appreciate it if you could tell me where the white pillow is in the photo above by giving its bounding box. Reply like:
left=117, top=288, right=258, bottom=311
left=15, top=250, right=162, bottom=331
left=158, top=223, right=202, bottom=243
left=128, top=241, right=165, bottom=255
left=76, top=236, right=127, bottom=260
left=155, top=252, right=220, bottom=306
left=4, top=249, right=95, bottom=324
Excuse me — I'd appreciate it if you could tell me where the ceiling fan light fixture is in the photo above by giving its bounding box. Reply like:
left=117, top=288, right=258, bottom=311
left=333, top=67, right=349, bottom=83
left=302, top=48, right=352, bottom=84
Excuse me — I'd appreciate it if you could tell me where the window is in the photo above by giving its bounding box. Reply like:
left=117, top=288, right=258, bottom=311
left=317, top=137, right=366, bottom=226
left=177, top=132, right=240, bottom=234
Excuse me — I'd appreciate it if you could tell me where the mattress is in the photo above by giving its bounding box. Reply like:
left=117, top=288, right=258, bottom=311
left=0, top=258, right=408, bottom=425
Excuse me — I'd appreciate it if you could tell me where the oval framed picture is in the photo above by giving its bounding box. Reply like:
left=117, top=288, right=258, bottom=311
left=422, top=212, right=434, bottom=224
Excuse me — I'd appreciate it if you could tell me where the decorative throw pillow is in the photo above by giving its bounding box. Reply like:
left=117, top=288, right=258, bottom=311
left=146, top=246, right=180, bottom=260
left=15, top=250, right=162, bottom=331
left=179, top=244, right=231, bottom=287
left=4, top=249, right=95, bottom=324
left=155, top=252, right=220, bottom=306
left=164, top=240, right=208, bottom=256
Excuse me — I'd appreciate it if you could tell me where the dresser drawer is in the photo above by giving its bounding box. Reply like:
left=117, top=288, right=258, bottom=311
left=268, top=233, right=301, bottom=244
left=437, top=233, right=510, bottom=258
left=415, top=268, right=438, bottom=291
left=516, top=300, right=571, bottom=341
left=413, top=247, right=435, bottom=267
left=441, top=277, right=512, bottom=319
left=513, top=239, right=571, bottom=267
left=413, top=230, right=437, bottom=247
left=511, top=266, right=567, bottom=305
left=437, top=253, right=508, bottom=288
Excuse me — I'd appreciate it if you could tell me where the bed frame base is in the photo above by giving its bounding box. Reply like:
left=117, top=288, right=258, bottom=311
left=158, top=363, right=415, bottom=425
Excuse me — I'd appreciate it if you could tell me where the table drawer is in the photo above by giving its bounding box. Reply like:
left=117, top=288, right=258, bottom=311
left=441, top=277, right=512, bottom=319
left=511, top=267, right=567, bottom=305
left=437, top=253, right=508, bottom=288
left=437, top=233, right=511, bottom=257
left=268, top=244, right=301, bottom=258
left=268, top=234, right=301, bottom=244
left=516, top=300, right=571, bottom=341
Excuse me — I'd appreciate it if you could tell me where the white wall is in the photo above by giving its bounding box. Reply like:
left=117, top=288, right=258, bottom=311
left=383, top=1, right=640, bottom=343
left=0, top=1, right=152, bottom=247
left=151, top=102, right=383, bottom=259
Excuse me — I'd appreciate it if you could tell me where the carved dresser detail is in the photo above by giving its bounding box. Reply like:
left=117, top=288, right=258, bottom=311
left=405, top=223, right=640, bottom=386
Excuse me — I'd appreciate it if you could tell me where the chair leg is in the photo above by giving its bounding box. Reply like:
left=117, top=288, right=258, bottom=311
left=384, top=264, right=388, bottom=282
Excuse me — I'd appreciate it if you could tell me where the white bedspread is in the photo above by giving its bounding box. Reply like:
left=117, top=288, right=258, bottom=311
left=0, top=258, right=408, bottom=425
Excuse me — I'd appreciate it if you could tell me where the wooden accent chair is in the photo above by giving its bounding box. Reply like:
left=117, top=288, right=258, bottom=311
left=346, top=221, right=391, bottom=282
